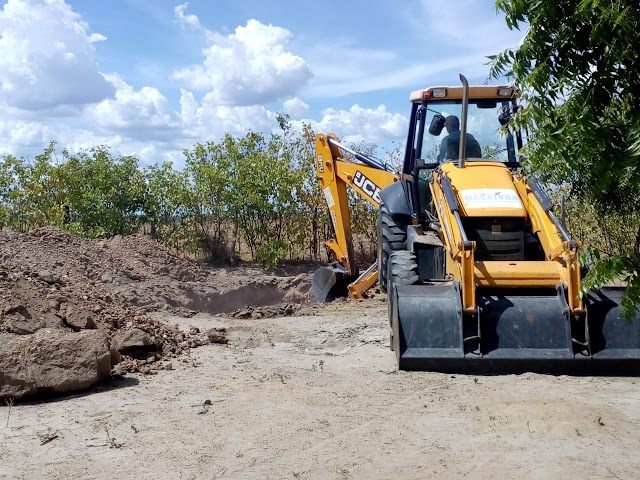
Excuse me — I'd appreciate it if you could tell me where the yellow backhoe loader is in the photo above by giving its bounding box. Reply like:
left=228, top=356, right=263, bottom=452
left=312, top=134, right=398, bottom=302
left=315, top=74, right=640, bottom=373
left=379, top=74, right=640, bottom=373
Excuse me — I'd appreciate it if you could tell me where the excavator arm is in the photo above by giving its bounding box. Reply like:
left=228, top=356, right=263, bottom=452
left=312, top=133, right=398, bottom=301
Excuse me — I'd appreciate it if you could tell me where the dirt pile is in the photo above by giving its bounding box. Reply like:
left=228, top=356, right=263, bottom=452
left=0, top=227, right=313, bottom=399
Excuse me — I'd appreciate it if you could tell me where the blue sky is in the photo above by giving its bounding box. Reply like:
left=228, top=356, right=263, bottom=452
left=0, top=0, right=526, bottom=166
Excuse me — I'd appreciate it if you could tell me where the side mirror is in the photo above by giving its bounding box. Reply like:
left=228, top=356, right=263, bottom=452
left=429, top=114, right=445, bottom=136
left=498, top=110, right=510, bottom=126
left=499, top=105, right=519, bottom=126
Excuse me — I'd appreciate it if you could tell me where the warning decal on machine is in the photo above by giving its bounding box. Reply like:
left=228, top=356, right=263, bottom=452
left=323, top=187, right=335, bottom=208
left=461, top=189, right=523, bottom=210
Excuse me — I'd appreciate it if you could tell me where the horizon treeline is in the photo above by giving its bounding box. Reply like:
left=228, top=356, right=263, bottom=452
left=0, top=118, right=383, bottom=268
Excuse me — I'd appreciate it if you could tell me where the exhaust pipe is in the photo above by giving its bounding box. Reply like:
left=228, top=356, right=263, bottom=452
left=458, top=73, right=469, bottom=168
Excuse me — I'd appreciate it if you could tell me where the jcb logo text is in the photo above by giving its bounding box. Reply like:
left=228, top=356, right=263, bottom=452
left=353, top=171, right=381, bottom=203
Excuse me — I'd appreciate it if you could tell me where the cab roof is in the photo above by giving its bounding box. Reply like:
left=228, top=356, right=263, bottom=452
left=409, top=85, right=518, bottom=102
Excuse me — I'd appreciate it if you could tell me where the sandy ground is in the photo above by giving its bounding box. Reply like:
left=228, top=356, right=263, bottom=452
left=2, top=300, right=640, bottom=480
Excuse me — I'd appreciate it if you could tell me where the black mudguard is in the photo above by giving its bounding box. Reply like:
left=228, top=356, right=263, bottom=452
left=379, top=181, right=412, bottom=221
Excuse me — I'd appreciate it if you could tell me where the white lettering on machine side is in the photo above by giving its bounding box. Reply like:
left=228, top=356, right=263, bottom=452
left=461, top=189, right=523, bottom=209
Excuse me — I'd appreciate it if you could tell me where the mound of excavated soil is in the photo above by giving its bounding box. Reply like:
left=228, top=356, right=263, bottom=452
left=0, top=227, right=313, bottom=400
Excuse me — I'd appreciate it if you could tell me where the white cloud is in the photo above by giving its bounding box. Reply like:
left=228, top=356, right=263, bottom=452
left=0, top=2, right=417, bottom=165
left=88, top=33, right=107, bottom=44
left=191, top=92, right=275, bottom=138
left=88, top=74, right=176, bottom=135
left=309, top=104, right=408, bottom=144
left=174, top=2, right=204, bottom=32
left=0, top=0, right=114, bottom=110
left=175, top=87, right=277, bottom=141
left=0, top=119, right=52, bottom=155
left=282, top=97, right=309, bottom=116
left=179, top=89, right=199, bottom=128
left=171, top=5, right=312, bottom=106
left=57, top=129, right=124, bottom=154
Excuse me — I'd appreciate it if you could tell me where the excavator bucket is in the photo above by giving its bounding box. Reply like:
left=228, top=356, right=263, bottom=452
left=312, top=266, right=355, bottom=303
left=390, top=284, right=640, bottom=374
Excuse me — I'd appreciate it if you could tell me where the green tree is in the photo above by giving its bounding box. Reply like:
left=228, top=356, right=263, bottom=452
left=143, top=161, right=192, bottom=246
left=184, top=126, right=304, bottom=267
left=183, top=141, right=232, bottom=259
left=273, top=117, right=325, bottom=263
left=490, top=0, right=640, bottom=313
left=226, top=129, right=303, bottom=268
left=60, top=147, right=147, bottom=237
left=0, top=143, right=65, bottom=231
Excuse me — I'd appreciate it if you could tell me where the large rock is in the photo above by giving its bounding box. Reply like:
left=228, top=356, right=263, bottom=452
left=0, top=329, right=114, bottom=400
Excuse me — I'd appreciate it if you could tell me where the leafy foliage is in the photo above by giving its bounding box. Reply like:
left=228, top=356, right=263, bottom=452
left=0, top=117, right=382, bottom=269
left=61, top=148, right=148, bottom=238
left=491, top=0, right=640, bottom=314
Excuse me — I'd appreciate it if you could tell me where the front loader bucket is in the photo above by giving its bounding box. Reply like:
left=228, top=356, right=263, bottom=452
left=312, top=266, right=355, bottom=303
left=586, top=287, right=640, bottom=367
left=390, top=284, right=640, bottom=374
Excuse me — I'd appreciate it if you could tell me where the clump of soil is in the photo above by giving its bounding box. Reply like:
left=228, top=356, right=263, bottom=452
left=228, top=303, right=301, bottom=319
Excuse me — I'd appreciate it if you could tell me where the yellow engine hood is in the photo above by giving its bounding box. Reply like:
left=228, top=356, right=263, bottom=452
left=441, top=162, right=526, bottom=217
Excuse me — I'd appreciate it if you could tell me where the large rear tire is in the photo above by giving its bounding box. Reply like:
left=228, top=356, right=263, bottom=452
left=387, top=250, right=419, bottom=351
left=377, top=202, right=407, bottom=292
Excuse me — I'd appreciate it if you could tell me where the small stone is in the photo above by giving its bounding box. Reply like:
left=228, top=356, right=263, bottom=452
left=207, top=328, right=229, bottom=345
left=203, top=399, right=212, bottom=406
left=100, top=272, right=113, bottom=283
left=121, top=269, right=142, bottom=281
left=2, top=304, right=27, bottom=316
left=38, top=270, right=59, bottom=284
left=48, top=300, right=61, bottom=310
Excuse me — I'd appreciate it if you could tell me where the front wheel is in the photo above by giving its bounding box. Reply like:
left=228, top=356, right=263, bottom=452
left=387, top=250, right=419, bottom=351
left=377, top=202, right=407, bottom=292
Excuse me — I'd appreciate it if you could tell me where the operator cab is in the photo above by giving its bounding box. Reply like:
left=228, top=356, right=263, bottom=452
left=410, top=87, right=523, bottom=168
left=403, top=85, right=524, bottom=224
